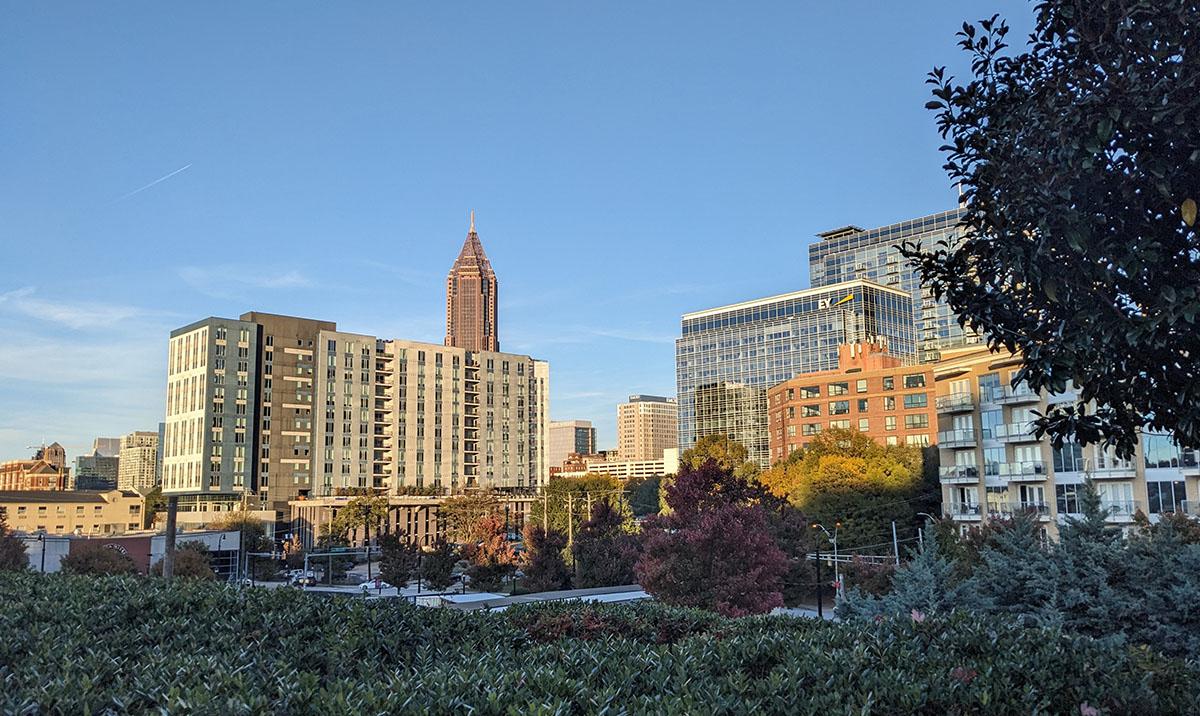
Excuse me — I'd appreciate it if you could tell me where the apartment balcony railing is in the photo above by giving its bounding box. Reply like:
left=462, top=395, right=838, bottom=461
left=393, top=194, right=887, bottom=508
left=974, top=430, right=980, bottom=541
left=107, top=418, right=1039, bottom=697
left=1178, top=500, right=1200, bottom=517
left=994, top=423, right=1039, bottom=444
left=994, top=384, right=1040, bottom=405
left=936, top=393, right=975, bottom=414
left=997, top=461, right=1048, bottom=480
left=939, top=465, right=980, bottom=484
left=988, top=502, right=1051, bottom=519
left=938, top=429, right=977, bottom=449
left=1084, top=458, right=1138, bottom=479
left=1101, top=500, right=1140, bottom=520
left=945, top=502, right=983, bottom=519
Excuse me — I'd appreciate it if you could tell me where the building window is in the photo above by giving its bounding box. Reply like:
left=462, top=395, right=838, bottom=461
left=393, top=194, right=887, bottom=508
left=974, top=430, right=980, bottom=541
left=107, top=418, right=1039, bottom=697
left=802, top=423, right=821, bottom=436
left=882, top=377, right=894, bottom=391
left=902, top=393, right=928, bottom=409
left=829, top=401, right=850, bottom=416
left=980, top=409, right=1002, bottom=439
left=1053, top=441, right=1084, bottom=473
left=1147, top=481, right=1187, bottom=514
left=802, top=404, right=821, bottom=418
left=858, top=418, right=869, bottom=432
left=1056, top=484, right=1081, bottom=514
left=829, top=419, right=850, bottom=430
left=857, top=399, right=869, bottom=412
left=885, top=416, right=897, bottom=431
left=905, top=434, right=931, bottom=447
left=855, top=379, right=868, bottom=394
left=904, top=414, right=929, bottom=429
left=885, top=436, right=899, bottom=446
left=800, top=386, right=819, bottom=399
left=903, top=374, right=926, bottom=389
left=884, top=396, right=896, bottom=411
left=828, top=382, right=849, bottom=397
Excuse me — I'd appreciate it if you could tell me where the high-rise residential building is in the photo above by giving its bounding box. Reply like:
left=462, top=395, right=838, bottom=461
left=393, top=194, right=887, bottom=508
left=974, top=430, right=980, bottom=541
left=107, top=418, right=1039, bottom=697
left=932, top=347, right=1199, bottom=537
left=75, top=452, right=120, bottom=490
left=92, top=437, right=121, bottom=458
left=617, top=395, right=678, bottom=461
left=808, top=208, right=983, bottom=362
left=445, top=212, right=499, bottom=352
left=163, top=314, right=550, bottom=522
left=767, top=341, right=938, bottom=462
left=547, top=420, right=597, bottom=473
left=117, top=431, right=159, bottom=493
left=0, top=443, right=70, bottom=491
left=676, top=279, right=915, bottom=468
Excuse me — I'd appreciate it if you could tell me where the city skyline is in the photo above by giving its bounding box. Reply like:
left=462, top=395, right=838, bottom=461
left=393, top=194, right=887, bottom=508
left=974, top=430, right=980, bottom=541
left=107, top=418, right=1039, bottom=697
left=0, top=2, right=1035, bottom=459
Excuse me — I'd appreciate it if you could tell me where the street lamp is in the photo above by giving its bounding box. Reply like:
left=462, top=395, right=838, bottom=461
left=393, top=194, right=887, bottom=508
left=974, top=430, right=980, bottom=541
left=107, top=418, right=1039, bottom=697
left=811, top=522, right=841, bottom=596
left=916, top=512, right=937, bottom=550
left=37, top=533, right=46, bottom=573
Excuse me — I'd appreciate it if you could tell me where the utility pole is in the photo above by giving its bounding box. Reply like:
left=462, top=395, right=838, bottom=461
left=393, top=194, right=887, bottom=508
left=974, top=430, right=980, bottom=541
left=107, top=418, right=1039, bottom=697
left=814, top=551, right=823, bottom=620
left=541, top=492, right=548, bottom=530
left=566, top=493, right=574, bottom=548
left=891, top=521, right=900, bottom=566
left=163, top=496, right=179, bottom=580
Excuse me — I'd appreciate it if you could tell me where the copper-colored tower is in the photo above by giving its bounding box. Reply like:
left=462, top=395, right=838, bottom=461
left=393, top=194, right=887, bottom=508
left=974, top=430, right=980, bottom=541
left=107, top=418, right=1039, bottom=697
left=445, top=211, right=499, bottom=352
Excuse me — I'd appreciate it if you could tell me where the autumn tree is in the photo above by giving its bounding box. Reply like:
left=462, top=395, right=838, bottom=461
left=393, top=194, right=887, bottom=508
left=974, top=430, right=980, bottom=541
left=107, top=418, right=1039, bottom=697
left=61, top=543, right=138, bottom=576
left=680, top=434, right=759, bottom=480
left=759, top=429, right=926, bottom=549
left=420, top=539, right=459, bottom=592
left=462, top=514, right=515, bottom=593
left=520, top=523, right=571, bottom=593
left=0, top=515, right=28, bottom=571
left=573, top=501, right=640, bottom=588
left=904, top=1, right=1200, bottom=456
left=636, top=462, right=790, bottom=616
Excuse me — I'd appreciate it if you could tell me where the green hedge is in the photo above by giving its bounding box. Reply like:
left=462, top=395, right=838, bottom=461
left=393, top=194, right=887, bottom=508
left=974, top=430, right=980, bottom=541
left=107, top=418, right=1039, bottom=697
left=2, top=573, right=1197, bottom=714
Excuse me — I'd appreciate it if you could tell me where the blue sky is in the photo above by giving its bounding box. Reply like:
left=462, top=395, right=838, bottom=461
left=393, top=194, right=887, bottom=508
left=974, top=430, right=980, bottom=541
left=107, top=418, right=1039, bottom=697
left=0, top=2, right=1033, bottom=459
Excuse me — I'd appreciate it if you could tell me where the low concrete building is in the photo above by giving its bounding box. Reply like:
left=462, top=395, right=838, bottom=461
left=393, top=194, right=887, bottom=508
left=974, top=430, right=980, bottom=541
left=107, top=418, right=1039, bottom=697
left=559, top=448, right=680, bottom=482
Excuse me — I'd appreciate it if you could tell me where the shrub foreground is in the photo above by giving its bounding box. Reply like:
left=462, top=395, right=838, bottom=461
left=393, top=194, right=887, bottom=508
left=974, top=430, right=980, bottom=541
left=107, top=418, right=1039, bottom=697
left=2, top=573, right=1197, bottom=714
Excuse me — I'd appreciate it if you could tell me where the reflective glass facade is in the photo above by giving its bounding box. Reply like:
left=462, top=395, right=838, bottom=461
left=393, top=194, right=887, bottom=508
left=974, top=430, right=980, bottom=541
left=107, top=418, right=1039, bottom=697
left=676, top=280, right=914, bottom=468
left=808, top=207, right=982, bottom=361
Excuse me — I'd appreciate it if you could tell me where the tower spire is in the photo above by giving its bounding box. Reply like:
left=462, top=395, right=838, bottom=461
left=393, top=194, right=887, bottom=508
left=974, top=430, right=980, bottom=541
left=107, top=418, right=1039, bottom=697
left=469, top=209, right=475, bottom=233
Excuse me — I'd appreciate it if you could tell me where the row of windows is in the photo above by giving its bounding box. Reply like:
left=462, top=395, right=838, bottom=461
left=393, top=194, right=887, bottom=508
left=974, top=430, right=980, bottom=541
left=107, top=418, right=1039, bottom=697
left=783, top=373, right=926, bottom=401
left=787, top=414, right=930, bottom=435
left=786, top=393, right=929, bottom=418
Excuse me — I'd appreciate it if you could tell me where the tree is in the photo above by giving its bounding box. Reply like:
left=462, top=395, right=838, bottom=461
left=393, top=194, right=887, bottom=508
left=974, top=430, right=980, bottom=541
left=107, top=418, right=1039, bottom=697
left=332, top=495, right=389, bottom=580
left=60, top=542, right=138, bottom=576
left=142, top=485, right=167, bottom=529
left=463, top=514, right=516, bottom=592
left=635, top=462, right=790, bottom=616
left=837, top=532, right=981, bottom=621
left=377, top=531, right=419, bottom=588
left=680, top=434, right=759, bottom=479
left=904, top=1, right=1200, bottom=456
left=625, top=475, right=662, bottom=517
left=0, top=515, right=28, bottom=571
left=520, top=523, right=571, bottom=593
left=420, top=539, right=459, bottom=592
left=573, top=501, right=640, bottom=588
left=759, top=429, right=926, bottom=549
left=151, top=541, right=215, bottom=580
left=211, top=509, right=275, bottom=580
left=439, top=492, right=502, bottom=544
left=529, top=474, right=630, bottom=539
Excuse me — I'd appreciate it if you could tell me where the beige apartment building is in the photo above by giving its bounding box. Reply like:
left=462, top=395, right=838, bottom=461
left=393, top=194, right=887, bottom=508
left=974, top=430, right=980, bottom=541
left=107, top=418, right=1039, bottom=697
left=934, top=346, right=1199, bottom=536
left=0, top=490, right=144, bottom=536
left=617, top=395, right=678, bottom=461
left=117, top=431, right=159, bottom=493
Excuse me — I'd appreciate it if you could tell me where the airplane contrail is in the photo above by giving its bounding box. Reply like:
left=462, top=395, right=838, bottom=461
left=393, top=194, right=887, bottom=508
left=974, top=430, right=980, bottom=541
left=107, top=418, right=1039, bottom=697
left=113, top=163, right=193, bottom=202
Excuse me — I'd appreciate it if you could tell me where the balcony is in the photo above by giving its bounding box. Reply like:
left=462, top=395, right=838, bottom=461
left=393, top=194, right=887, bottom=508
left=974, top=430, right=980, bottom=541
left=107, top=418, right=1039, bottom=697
left=944, top=502, right=983, bottom=520
left=994, top=423, right=1039, bottom=444
left=994, top=384, right=1040, bottom=405
left=939, top=465, right=980, bottom=484
left=938, top=429, right=977, bottom=449
left=936, top=393, right=974, bottom=414
left=988, top=501, right=1051, bottom=519
left=997, top=461, right=1048, bottom=481
left=1178, top=501, right=1200, bottom=517
left=1085, top=458, right=1137, bottom=479
left=1101, top=500, right=1140, bottom=522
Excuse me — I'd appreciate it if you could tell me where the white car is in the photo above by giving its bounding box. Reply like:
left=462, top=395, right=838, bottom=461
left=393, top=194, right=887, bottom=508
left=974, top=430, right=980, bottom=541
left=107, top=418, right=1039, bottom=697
left=361, top=580, right=394, bottom=592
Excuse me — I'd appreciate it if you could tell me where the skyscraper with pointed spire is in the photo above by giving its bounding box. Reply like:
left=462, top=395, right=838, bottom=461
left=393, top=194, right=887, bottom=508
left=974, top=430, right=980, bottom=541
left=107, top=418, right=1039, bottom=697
left=445, top=211, right=499, bottom=352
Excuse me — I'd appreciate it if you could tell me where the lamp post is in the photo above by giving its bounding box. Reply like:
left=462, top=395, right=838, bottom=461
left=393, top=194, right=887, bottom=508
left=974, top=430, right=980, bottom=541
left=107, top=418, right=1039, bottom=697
left=37, top=533, right=46, bottom=573
left=811, top=522, right=841, bottom=597
left=916, top=512, right=937, bottom=550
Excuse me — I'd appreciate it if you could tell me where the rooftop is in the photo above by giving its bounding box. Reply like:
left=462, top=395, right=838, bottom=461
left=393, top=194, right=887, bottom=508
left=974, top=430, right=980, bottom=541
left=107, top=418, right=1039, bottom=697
left=681, top=278, right=909, bottom=322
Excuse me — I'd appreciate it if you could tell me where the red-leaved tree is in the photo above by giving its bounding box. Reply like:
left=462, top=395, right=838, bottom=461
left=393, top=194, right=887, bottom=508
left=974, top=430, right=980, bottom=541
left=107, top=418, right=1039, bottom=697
left=636, top=461, right=790, bottom=616
left=463, top=514, right=515, bottom=592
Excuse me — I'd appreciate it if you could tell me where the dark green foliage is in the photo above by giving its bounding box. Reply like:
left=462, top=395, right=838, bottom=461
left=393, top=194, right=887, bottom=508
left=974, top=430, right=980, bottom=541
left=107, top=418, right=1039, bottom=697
left=844, top=484, right=1200, bottom=658
left=420, top=540, right=459, bottom=592
left=519, top=523, right=571, bottom=593
left=377, top=532, right=419, bottom=588
left=572, top=501, right=639, bottom=588
left=0, top=515, right=27, bottom=571
left=150, top=541, right=215, bottom=580
left=59, top=542, right=138, bottom=576
left=624, top=475, right=662, bottom=516
left=905, top=0, right=1200, bottom=455
left=2, top=573, right=1197, bottom=713
left=839, top=556, right=894, bottom=597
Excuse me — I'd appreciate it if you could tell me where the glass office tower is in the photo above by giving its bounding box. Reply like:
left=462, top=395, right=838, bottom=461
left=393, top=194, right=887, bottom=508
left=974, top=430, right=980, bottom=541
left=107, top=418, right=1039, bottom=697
left=676, top=279, right=914, bottom=468
left=808, top=207, right=982, bottom=361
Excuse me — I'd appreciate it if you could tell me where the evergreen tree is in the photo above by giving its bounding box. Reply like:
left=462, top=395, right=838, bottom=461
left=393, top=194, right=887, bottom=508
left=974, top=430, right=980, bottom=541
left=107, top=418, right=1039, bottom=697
left=520, top=523, right=571, bottom=593
left=837, top=534, right=980, bottom=620
left=573, top=501, right=639, bottom=588
left=378, top=531, right=419, bottom=588
left=420, top=540, right=459, bottom=592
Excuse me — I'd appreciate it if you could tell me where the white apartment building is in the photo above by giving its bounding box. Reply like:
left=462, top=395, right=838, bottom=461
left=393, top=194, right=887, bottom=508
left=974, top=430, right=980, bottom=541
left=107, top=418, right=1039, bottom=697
left=117, top=430, right=159, bottom=493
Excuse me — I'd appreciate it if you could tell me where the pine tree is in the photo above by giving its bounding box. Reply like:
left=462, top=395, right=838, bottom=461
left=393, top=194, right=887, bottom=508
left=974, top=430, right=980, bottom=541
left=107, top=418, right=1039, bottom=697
left=420, top=540, right=459, bottom=592
left=520, top=523, right=571, bottom=593
left=836, top=533, right=980, bottom=620
left=378, top=531, right=419, bottom=588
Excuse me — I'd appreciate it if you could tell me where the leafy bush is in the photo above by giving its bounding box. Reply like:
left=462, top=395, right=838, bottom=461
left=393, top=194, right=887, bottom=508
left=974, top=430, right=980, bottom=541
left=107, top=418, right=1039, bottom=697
left=0, top=515, right=27, bottom=571
left=150, top=541, right=215, bottom=580
left=59, top=542, right=137, bottom=576
left=1, top=572, right=1197, bottom=713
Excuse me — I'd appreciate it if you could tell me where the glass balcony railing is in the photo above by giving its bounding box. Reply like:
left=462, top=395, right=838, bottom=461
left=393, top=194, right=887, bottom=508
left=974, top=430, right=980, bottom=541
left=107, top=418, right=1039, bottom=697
left=988, top=501, right=1051, bottom=518
left=997, top=461, right=1047, bottom=480
left=939, top=465, right=979, bottom=482
left=945, top=502, right=982, bottom=518
left=993, top=423, right=1039, bottom=443
left=994, top=384, right=1040, bottom=404
left=938, top=429, right=977, bottom=448
left=935, top=393, right=974, bottom=413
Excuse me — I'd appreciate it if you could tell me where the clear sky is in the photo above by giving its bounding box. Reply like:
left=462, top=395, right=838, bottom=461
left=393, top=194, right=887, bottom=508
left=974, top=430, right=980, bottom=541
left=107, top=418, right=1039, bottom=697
left=0, top=2, right=1033, bottom=459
